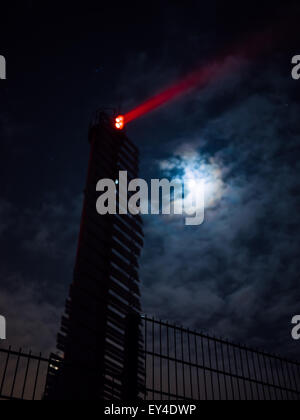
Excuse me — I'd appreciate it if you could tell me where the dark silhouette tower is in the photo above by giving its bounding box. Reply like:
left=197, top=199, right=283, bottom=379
left=46, top=111, right=144, bottom=400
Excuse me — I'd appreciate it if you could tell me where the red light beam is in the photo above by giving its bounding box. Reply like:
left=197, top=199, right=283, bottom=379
left=124, top=61, right=228, bottom=124
left=123, top=11, right=297, bottom=126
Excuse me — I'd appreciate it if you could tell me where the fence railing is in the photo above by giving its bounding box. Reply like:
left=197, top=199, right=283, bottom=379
left=1, top=315, right=300, bottom=400
left=0, top=346, right=53, bottom=400
left=141, top=316, right=300, bottom=401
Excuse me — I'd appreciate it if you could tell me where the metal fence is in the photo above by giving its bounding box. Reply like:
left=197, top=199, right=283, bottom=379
left=0, top=346, right=55, bottom=400
left=142, top=316, right=300, bottom=401
left=1, top=315, right=300, bottom=400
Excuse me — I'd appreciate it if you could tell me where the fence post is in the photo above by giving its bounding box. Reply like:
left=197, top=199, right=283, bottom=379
left=122, top=311, right=141, bottom=400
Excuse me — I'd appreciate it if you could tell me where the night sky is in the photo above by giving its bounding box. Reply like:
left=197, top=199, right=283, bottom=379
left=1, top=1, right=300, bottom=360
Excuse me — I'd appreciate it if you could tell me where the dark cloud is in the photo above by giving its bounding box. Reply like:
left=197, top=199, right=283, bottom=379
left=0, top=271, right=59, bottom=353
left=139, top=58, right=300, bottom=358
left=0, top=193, right=82, bottom=352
